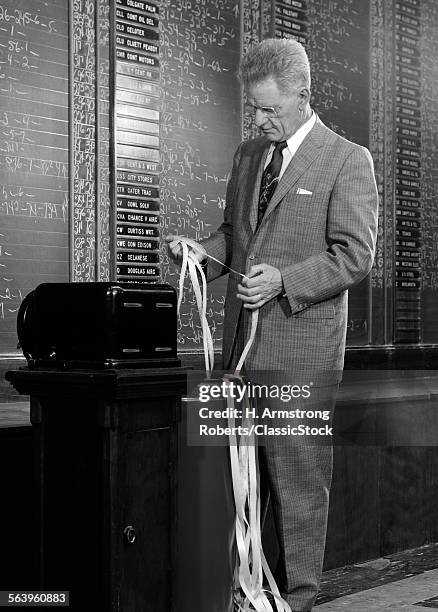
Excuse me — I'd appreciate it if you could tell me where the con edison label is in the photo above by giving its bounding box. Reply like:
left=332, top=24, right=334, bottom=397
left=117, top=251, right=159, bottom=263
left=117, top=237, right=158, bottom=250
left=117, top=225, right=159, bottom=237
left=117, top=264, right=160, bottom=277
left=117, top=184, right=158, bottom=198
left=116, top=0, right=158, bottom=13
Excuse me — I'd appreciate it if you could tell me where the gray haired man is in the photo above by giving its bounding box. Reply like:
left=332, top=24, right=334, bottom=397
left=167, top=38, right=378, bottom=611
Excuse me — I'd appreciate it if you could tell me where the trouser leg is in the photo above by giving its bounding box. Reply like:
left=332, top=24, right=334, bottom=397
left=259, top=384, right=338, bottom=612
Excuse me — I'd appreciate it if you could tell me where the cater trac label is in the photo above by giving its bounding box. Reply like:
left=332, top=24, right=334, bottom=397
left=117, top=184, right=159, bottom=198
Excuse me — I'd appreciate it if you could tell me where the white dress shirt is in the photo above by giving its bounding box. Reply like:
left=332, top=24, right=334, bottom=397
left=264, top=111, right=317, bottom=179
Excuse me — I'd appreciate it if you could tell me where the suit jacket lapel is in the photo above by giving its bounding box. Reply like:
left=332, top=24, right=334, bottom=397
left=249, top=142, right=271, bottom=233
left=259, top=118, right=328, bottom=227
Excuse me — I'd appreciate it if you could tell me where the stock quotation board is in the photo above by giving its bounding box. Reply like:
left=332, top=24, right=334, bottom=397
left=115, top=0, right=161, bottom=282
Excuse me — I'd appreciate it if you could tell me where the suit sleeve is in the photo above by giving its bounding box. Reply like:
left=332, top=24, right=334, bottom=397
left=281, top=146, right=379, bottom=313
left=200, top=143, right=243, bottom=281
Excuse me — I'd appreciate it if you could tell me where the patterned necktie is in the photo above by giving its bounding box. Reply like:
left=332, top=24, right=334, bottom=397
left=257, top=140, right=287, bottom=228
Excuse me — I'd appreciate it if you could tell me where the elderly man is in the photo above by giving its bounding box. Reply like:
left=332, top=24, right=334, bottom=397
left=167, top=38, right=378, bottom=612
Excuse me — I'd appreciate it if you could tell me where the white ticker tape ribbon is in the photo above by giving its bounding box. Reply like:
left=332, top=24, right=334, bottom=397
left=174, top=235, right=291, bottom=612
left=177, top=238, right=214, bottom=376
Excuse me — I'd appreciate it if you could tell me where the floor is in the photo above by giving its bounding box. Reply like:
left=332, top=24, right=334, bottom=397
left=315, top=544, right=438, bottom=611
left=0, top=401, right=30, bottom=428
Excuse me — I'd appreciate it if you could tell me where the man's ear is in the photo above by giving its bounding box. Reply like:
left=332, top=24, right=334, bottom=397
left=298, top=86, right=310, bottom=105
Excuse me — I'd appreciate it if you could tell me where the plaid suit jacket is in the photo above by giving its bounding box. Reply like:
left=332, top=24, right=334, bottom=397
left=202, top=117, right=379, bottom=384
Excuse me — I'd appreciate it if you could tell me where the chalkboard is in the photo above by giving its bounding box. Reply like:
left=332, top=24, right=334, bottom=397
left=0, top=0, right=69, bottom=355
left=273, top=0, right=372, bottom=344
left=158, top=0, right=241, bottom=349
left=306, top=0, right=371, bottom=345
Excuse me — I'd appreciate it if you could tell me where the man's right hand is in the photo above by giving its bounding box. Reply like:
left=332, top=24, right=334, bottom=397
left=164, top=235, right=207, bottom=266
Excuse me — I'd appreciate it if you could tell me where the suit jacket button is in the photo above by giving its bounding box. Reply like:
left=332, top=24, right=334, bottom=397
left=249, top=254, right=255, bottom=260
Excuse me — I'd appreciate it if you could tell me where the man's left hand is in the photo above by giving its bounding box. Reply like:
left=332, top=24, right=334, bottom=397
left=237, top=263, right=283, bottom=310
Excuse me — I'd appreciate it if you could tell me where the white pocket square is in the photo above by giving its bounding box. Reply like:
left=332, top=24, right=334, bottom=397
left=297, top=188, right=313, bottom=195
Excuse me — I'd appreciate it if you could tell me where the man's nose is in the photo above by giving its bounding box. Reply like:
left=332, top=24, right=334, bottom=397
left=254, top=108, right=269, bottom=127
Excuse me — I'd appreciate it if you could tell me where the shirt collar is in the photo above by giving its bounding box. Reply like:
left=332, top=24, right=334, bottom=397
left=284, top=110, right=316, bottom=156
